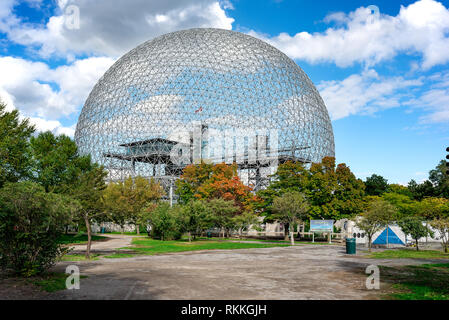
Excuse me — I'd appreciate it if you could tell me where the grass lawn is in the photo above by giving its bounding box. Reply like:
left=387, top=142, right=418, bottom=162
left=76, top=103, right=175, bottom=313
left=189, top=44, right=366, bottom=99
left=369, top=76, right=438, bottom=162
left=59, top=253, right=101, bottom=261
left=380, top=263, right=449, bottom=300
left=103, top=237, right=289, bottom=258
left=57, top=233, right=107, bottom=245
left=196, top=237, right=338, bottom=245
left=30, top=272, right=87, bottom=292
left=367, top=249, right=449, bottom=259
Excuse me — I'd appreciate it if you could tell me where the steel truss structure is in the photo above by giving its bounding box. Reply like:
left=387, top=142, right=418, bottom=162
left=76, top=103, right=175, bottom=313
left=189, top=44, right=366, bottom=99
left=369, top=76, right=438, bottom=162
left=75, top=28, right=335, bottom=193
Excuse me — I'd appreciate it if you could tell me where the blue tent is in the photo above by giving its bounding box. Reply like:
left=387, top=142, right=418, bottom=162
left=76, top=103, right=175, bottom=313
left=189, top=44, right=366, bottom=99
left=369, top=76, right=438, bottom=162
left=373, top=226, right=405, bottom=245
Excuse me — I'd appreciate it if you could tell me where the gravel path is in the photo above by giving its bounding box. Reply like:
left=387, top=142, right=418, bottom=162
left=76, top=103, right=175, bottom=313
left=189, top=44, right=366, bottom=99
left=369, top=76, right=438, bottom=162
left=3, top=235, right=448, bottom=300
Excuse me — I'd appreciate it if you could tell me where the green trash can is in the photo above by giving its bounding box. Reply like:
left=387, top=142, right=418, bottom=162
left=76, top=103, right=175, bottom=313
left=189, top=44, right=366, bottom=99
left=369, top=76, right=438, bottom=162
left=206, top=232, right=212, bottom=238
left=346, top=238, right=356, bottom=254
left=100, top=227, right=106, bottom=234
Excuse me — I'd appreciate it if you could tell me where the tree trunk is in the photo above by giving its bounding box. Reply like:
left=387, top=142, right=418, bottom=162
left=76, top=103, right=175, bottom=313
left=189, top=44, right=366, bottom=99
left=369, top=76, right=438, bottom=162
left=188, top=231, right=192, bottom=243
left=136, top=224, right=140, bottom=235
left=416, top=239, right=419, bottom=251
left=83, top=215, right=92, bottom=259
left=289, top=225, right=294, bottom=246
left=368, top=236, right=372, bottom=252
left=284, top=223, right=289, bottom=241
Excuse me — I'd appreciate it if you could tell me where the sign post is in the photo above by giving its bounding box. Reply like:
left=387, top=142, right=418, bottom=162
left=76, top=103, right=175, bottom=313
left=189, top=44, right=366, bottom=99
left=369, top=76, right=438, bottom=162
left=310, top=220, right=334, bottom=244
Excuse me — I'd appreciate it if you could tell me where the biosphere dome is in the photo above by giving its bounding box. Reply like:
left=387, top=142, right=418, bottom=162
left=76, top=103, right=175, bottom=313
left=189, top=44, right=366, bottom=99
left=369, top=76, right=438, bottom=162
left=75, top=28, right=335, bottom=190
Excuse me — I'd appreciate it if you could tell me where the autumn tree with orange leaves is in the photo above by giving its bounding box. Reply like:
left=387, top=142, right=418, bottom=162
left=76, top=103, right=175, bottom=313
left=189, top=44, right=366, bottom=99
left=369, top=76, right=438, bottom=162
left=175, top=162, right=260, bottom=213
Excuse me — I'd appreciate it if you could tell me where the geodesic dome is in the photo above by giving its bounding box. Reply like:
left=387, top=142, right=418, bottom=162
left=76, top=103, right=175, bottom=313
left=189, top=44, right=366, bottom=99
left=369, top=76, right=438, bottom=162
left=75, top=28, right=334, bottom=191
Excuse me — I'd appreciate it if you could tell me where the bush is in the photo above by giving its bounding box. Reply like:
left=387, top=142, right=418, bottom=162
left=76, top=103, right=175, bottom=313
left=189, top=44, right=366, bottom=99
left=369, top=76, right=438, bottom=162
left=0, top=182, right=72, bottom=276
left=145, top=203, right=183, bottom=241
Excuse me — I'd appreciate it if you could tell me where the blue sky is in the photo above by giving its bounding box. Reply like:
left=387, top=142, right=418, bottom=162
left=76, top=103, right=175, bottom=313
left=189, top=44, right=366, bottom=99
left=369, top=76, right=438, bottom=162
left=1, top=0, right=449, bottom=184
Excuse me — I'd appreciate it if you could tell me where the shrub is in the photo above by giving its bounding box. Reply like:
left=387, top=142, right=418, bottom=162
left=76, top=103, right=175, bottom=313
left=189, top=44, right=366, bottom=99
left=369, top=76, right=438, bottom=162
left=144, top=203, right=183, bottom=241
left=0, top=182, right=72, bottom=276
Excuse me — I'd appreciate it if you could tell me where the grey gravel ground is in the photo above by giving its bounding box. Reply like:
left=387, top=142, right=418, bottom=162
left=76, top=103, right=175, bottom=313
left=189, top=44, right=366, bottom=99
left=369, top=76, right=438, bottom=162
left=3, top=235, right=448, bottom=300
left=47, top=243, right=448, bottom=300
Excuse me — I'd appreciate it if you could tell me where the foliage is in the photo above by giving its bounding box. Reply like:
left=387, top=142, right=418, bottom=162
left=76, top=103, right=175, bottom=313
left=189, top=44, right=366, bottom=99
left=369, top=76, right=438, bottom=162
left=0, top=101, right=35, bottom=187
left=382, top=192, right=419, bottom=218
left=416, top=197, right=449, bottom=220
left=429, top=160, right=449, bottom=199
left=255, top=161, right=309, bottom=219
left=398, top=216, right=433, bottom=251
left=144, top=203, right=183, bottom=241
left=176, top=162, right=259, bottom=212
left=206, top=198, right=239, bottom=237
left=408, top=179, right=436, bottom=201
left=0, top=182, right=72, bottom=276
left=356, top=199, right=398, bottom=251
left=68, top=164, right=108, bottom=258
left=271, top=191, right=309, bottom=245
left=232, top=211, right=260, bottom=238
left=29, top=131, right=91, bottom=193
left=388, top=184, right=414, bottom=198
left=430, top=218, right=449, bottom=253
left=102, top=176, right=165, bottom=233
left=259, top=157, right=365, bottom=222
left=365, top=174, right=389, bottom=196
left=180, top=200, right=213, bottom=241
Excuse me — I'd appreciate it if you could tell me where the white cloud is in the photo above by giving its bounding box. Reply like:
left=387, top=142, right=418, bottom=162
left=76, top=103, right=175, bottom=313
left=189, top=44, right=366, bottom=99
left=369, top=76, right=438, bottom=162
left=249, top=0, right=449, bottom=69
left=28, top=117, right=76, bottom=137
left=404, top=72, right=449, bottom=124
left=318, top=69, right=422, bottom=120
left=0, top=56, right=114, bottom=119
left=1, top=0, right=234, bottom=58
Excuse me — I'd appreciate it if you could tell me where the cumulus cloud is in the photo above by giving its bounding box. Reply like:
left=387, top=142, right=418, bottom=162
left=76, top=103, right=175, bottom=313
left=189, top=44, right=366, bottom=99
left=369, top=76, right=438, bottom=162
left=404, top=71, right=449, bottom=123
left=0, top=56, right=115, bottom=137
left=249, top=0, right=449, bottom=69
left=0, top=56, right=114, bottom=119
left=28, top=117, right=76, bottom=137
left=1, top=0, right=234, bottom=58
left=317, top=69, right=423, bottom=120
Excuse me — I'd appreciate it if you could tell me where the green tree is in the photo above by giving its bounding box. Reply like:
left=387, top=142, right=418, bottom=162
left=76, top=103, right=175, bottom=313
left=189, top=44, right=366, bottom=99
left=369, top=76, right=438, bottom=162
left=271, top=191, right=309, bottom=245
left=408, top=179, right=435, bottom=201
left=0, top=101, right=35, bottom=187
left=307, top=157, right=365, bottom=220
left=429, top=218, right=449, bottom=253
left=144, top=203, right=183, bottom=241
left=256, top=161, right=309, bottom=220
left=0, top=182, right=73, bottom=275
left=29, top=131, right=91, bottom=193
left=365, top=174, right=389, bottom=196
left=356, top=199, right=398, bottom=251
left=382, top=192, right=418, bottom=218
left=175, top=161, right=214, bottom=204
left=207, top=198, right=239, bottom=238
left=429, top=160, right=449, bottom=199
left=398, top=216, right=433, bottom=251
left=69, top=165, right=108, bottom=258
left=103, top=176, right=165, bottom=234
left=181, top=200, right=213, bottom=242
left=232, top=211, right=260, bottom=239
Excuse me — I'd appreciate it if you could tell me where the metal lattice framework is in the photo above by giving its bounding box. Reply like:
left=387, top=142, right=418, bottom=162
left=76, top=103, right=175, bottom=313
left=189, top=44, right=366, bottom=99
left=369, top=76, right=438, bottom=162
left=75, top=28, right=335, bottom=192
